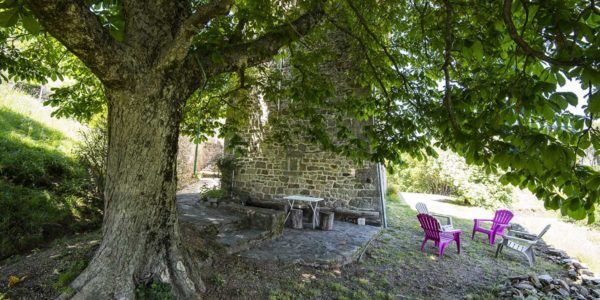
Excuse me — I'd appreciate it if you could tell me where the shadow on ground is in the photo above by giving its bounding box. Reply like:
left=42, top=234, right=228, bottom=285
left=0, top=201, right=568, bottom=299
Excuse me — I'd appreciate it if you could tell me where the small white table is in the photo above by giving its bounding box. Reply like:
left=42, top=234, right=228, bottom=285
left=283, top=195, right=324, bottom=229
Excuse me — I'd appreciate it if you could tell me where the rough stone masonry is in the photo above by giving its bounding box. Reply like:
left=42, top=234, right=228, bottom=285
left=222, top=92, right=385, bottom=219
left=222, top=30, right=385, bottom=221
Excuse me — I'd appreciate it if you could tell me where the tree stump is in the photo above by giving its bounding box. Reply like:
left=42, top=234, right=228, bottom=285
left=291, top=208, right=303, bottom=229
left=320, top=212, right=335, bottom=231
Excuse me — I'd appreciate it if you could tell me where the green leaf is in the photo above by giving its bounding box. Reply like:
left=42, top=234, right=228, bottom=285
left=0, top=0, right=17, bottom=9
left=588, top=211, right=596, bottom=225
left=559, top=92, right=578, bottom=106
left=544, top=197, right=559, bottom=211
left=471, top=40, right=483, bottom=61
left=567, top=206, right=587, bottom=220
left=22, top=15, right=41, bottom=34
left=555, top=72, right=566, bottom=87
left=0, top=8, right=19, bottom=27
left=589, top=91, right=600, bottom=113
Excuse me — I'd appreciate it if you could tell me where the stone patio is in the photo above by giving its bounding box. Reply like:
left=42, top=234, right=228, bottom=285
left=239, top=221, right=381, bottom=267
left=177, top=180, right=382, bottom=267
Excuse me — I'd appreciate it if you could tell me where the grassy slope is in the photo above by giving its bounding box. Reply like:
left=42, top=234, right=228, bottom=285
left=0, top=84, right=99, bottom=259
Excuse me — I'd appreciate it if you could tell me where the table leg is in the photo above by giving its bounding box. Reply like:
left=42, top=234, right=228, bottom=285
left=283, top=199, right=295, bottom=226
left=311, top=202, right=319, bottom=229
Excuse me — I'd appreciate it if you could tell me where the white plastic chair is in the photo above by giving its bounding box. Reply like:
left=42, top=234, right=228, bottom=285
left=495, top=224, right=551, bottom=267
left=415, top=202, right=454, bottom=231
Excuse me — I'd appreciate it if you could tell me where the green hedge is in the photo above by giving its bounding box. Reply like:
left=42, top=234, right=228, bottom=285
left=388, top=150, right=513, bottom=208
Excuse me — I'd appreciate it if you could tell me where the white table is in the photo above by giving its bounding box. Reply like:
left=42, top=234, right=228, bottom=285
left=283, top=195, right=324, bottom=229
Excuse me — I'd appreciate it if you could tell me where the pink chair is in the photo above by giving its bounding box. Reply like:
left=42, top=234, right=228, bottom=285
left=471, top=209, right=513, bottom=246
left=417, top=214, right=461, bottom=257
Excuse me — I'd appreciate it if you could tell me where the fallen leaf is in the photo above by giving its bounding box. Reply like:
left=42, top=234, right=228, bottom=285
left=8, top=275, right=26, bottom=287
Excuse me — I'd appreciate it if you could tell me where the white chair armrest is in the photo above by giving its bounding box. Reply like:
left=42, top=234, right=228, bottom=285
left=503, top=235, right=538, bottom=245
left=431, top=213, right=453, bottom=225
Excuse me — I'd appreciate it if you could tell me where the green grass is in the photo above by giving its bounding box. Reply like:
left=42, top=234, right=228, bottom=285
left=0, top=85, right=101, bottom=259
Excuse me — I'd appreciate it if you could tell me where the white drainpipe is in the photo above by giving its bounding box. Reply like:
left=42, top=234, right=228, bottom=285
left=377, top=163, right=388, bottom=228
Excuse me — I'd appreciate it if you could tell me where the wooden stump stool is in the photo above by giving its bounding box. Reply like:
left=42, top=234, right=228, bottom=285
left=291, top=208, right=303, bottom=229
left=320, top=211, right=335, bottom=231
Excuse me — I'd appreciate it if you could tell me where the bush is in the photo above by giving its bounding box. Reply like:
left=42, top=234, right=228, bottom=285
left=385, top=185, right=401, bottom=202
left=201, top=188, right=224, bottom=201
left=136, top=281, right=175, bottom=300
left=388, top=150, right=513, bottom=208
left=75, top=121, right=107, bottom=198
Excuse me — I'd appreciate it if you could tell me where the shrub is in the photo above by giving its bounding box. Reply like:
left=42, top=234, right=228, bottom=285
left=216, top=154, right=238, bottom=193
left=75, top=121, right=107, bottom=198
left=385, top=185, right=401, bottom=202
left=388, top=150, right=513, bottom=208
left=54, top=259, right=88, bottom=292
left=136, top=281, right=175, bottom=300
left=385, top=185, right=398, bottom=197
left=201, top=188, right=224, bottom=201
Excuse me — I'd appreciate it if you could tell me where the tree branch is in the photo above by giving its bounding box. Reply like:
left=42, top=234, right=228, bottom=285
left=24, top=0, right=126, bottom=85
left=345, top=0, right=411, bottom=94
left=203, top=4, right=326, bottom=74
left=156, top=0, right=234, bottom=69
left=442, top=0, right=460, bottom=131
left=503, top=0, right=584, bottom=67
left=184, top=0, right=234, bottom=35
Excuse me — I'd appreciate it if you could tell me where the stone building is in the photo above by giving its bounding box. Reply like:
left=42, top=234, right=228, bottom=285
left=222, top=94, right=386, bottom=225
left=214, top=30, right=386, bottom=225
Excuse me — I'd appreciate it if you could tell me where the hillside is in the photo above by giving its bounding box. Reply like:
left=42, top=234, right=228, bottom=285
left=0, top=84, right=101, bottom=259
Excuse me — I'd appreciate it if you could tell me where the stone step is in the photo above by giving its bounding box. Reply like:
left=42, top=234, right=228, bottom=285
left=216, top=229, right=273, bottom=254
left=220, top=202, right=285, bottom=236
left=178, top=202, right=248, bottom=236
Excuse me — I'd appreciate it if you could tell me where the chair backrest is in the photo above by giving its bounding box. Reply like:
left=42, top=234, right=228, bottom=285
left=417, top=213, right=441, bottom=240
left=416, top=202, right=429, bottom=214
left=492, top=209, right=514, bottom=225
left=536, top=224, right=551, bottom=240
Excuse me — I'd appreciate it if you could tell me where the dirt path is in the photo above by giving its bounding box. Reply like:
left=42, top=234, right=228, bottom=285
left=400, top=192, right=600, bottom=274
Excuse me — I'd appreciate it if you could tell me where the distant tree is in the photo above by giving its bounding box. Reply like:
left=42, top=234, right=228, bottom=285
left=0, top=0, right=597, bottom=298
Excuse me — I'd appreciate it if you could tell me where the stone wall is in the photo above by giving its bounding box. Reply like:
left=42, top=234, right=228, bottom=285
left=176, top=136, right=225, bottom=188
left=197, top=137, right=223, bottom=171
left=226, top=29, right=384, bottom=216
left=176, top=136, right=196, bottom=189
left=225, top=94, right=383, bottom=214
left=232, top=141, right=383, bottom=211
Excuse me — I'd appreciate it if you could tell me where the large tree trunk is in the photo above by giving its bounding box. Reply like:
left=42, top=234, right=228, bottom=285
left=66, top=82, right=204, bottom=299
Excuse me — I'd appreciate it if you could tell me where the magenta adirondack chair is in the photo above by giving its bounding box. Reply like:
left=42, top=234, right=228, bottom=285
left=471, top=209, right=513, bottom=246
left=417, top=214, right=462, bottom=257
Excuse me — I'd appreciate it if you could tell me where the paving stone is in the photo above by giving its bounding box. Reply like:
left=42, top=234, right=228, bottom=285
left=176, top=181, right=379, bottom=265
left=239, top=221, right=381, bottom=267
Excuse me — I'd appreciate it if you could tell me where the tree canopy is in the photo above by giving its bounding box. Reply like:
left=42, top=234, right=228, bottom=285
left=0, top=1, right=598, bottom=218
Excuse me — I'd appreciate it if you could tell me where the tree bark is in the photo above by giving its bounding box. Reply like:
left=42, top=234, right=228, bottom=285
left=65, top=80, right=204, bottom=299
